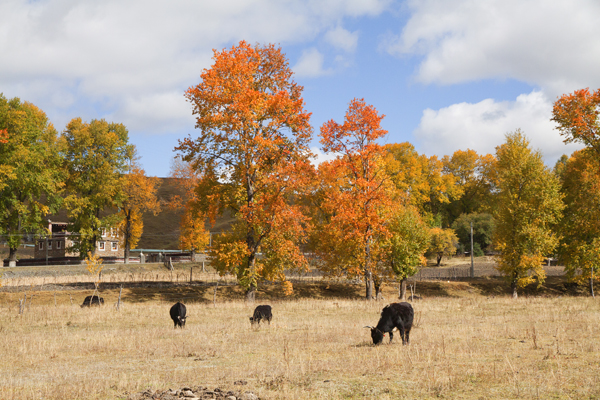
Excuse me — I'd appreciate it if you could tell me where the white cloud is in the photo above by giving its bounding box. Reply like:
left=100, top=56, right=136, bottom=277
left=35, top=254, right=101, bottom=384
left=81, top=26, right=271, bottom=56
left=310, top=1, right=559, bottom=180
left=293, top=48, right=333, bottom=77
left=384, top=0, right=600, bottom=97
left=310, top=146, right=339, bottom=166
left=415, top=91, right=584, bottom=163
left=324, top=25, right=359, bottom=52
left=108, top=91, right=196, bottom=134
left=0, top=0, right=389, bottom=131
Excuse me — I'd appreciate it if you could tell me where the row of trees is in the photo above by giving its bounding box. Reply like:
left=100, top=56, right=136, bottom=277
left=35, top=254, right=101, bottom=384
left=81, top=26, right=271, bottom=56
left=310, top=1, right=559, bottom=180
left=173, top=40, right=600, bottom=300
left=1, top=40, right=598, bottom=301
left=0, top=98, right=160, bottom=263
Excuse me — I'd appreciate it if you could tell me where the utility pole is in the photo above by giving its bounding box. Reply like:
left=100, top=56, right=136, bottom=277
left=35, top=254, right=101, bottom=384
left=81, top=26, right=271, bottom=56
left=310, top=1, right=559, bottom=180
left=470, top=221, right=474, bottom=278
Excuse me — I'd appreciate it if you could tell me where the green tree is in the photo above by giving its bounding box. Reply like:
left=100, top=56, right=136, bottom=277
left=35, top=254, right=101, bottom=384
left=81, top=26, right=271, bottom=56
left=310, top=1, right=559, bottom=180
left=0, top=95, right=64, bottom=262
left=493, top=130, right=564, bottom=298
left=451, top=213, right=495, bottom=254
left=557, top=149, right=600, bottom=296
left=61, top=118, right=134, bottom=257
left=383, top=205, right=431, bottom=300
left=177, top=41, right=314, bottom=301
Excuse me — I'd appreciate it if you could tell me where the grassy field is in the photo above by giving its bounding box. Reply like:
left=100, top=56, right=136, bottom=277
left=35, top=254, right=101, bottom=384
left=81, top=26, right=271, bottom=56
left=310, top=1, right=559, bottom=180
left=1, top=265, right=600, bottom=399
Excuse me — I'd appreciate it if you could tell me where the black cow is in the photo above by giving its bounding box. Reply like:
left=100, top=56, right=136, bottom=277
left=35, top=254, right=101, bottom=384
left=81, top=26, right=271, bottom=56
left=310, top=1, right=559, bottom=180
left=81, top=295, right=104, bottom=307
left=169, top=302, right=187, bottom=328
left=365, top=302, right=414, bottom=345
left=249, top=305, right=272, bottom=326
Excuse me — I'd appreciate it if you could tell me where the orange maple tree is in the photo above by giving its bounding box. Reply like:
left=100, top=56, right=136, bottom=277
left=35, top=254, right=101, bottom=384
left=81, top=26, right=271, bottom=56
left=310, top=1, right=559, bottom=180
left=557, top=149, right=600, bottom=296
left=118, top=162, right=161, bottom=263
left=0, top=129, right=7, bottom=144
left=552, top=88, right=600, bottom=155
left=317, top=98, right=394, bottom=300
left=177, top=41, right=314, bottom=300
left=169, top=158, right=210, bottom=255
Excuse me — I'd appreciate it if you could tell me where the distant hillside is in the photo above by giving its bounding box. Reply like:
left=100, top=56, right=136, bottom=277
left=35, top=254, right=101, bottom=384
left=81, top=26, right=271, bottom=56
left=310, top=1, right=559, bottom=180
left=137, top=177, right=234, bottom=250
left=20, top=178, right=234, bottom=252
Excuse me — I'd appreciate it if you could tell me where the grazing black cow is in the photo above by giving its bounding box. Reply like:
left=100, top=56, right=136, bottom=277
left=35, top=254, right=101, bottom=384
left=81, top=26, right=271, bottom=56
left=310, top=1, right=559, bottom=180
left=80, top=295, right=104, bottom=307
left=365, top=302, right=414, bottom=345
left=169, top=302, right=187, bottom=328
left=249, top=305, right=272, bottom=326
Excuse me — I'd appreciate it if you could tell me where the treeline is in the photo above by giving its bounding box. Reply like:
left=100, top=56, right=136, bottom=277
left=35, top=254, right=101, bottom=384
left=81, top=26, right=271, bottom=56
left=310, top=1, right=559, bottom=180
left=0, top=100, right=160, bottom=264
left=1, top=40, right=599, bottom=300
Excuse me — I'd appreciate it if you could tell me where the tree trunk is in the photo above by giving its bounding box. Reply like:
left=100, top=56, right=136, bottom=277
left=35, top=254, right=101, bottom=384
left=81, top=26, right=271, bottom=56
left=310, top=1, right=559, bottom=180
left=364, top=236, right=373, bottom=300
left=436, top=253, right=443, bottom=266
left=374, top=277, right=383, bottom=300
left=8, top=246, right=18, bottom=262
left=400, top=278, right=407, bottom=301
left=590, top=277, right=595, bottom=298
left=365, top=271, right=373, bottom=300
left=124, top=210, right=131, bottom=264
left=511, top=280, right=518, bottom=299
left=245, top=284, right=256, bottom=302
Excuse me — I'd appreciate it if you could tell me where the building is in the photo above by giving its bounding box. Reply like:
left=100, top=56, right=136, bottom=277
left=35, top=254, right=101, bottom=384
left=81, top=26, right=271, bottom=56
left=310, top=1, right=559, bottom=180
left=34, top=220, right=123, bottom=259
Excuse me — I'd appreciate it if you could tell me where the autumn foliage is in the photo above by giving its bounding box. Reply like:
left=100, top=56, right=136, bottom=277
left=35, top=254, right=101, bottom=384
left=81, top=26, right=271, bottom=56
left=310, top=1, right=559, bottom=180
left=0, top=95, right=64, bottom=261
left=316, top=98, right=394, bottom=299
left=552, top=88, right=600, bottom=153
left=169, top=159, right=210, bottom=254
left=118, top=162, right=160, bottom=262
left=493, top=131, right=563, bottom=298
left=177, top=41, right=313, bottom=299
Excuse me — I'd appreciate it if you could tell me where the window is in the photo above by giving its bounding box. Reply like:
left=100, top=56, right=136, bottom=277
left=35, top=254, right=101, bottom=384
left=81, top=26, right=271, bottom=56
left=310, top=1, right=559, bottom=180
left=38, top=241, right=44, bottom=251
left=48, top=241, right=52, bottom=250
left=101, top=228, right=107, bottom=237
left=111, top=242, right=118, bottom=251
left=98, top=241, right=105, bottom=251
left=56, top=241, right=62, bottom=250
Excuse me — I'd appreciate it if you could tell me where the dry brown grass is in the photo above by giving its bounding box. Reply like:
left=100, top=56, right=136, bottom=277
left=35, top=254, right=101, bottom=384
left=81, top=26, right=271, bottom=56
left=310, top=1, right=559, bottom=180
left=1, top=278, right=600, bottom=400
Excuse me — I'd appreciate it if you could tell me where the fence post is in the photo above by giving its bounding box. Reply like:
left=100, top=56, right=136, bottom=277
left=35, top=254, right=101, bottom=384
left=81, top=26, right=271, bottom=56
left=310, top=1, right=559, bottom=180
left=470, top=221, right=474, bottom=278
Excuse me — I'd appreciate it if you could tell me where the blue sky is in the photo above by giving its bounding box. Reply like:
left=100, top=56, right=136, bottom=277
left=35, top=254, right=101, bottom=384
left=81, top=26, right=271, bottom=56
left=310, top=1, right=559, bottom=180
left=2, top=0, right=599, bottom=177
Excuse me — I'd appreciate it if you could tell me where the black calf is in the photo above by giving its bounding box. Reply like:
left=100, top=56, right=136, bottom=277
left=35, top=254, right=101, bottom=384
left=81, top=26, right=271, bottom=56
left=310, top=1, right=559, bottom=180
left=249, top=305, right=272, bottom=326
left=366, top=302, right=414, bottom=345
left=81, top=295, right=104, bottom=307
left=170, top=302, right=187, bottom=328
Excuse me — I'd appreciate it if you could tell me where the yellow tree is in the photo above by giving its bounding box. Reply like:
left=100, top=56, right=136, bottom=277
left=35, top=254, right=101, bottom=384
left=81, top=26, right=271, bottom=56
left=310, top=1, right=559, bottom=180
left=177, top=41, right=314, bottom=301
left=383, top=205, right=431, bottom=300
left=118, top=162, right=160, bottom=263
left=428, top=227, right=458, bottom=266
left=557, top=149, right=600, bottom=296
left=493, top=130, right=564, bottom=298
left=442, top=149, right=496, bottom=223
left=384, top=142, right=461, bottom=226
left=61, top=118, right=135, bottom=257
left=317, top=98, right=394, bottom=300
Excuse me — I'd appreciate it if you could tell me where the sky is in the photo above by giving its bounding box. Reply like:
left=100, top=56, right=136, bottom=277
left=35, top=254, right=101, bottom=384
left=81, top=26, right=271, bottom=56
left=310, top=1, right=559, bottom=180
left=2, top=0, right=600, bottom=177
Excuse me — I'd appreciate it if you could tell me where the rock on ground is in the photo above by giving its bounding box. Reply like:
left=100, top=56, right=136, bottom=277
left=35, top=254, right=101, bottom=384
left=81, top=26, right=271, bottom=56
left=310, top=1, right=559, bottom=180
left=126, top=386, right=260, bottom=400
